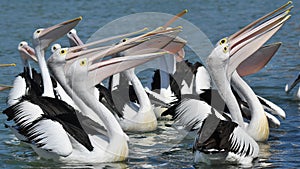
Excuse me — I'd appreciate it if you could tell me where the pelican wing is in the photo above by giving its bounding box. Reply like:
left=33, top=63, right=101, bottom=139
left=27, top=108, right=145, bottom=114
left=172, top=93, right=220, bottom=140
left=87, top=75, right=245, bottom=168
left=4, top=96, right=94, bottom=152
left=7, top=75, right=26, bottom=106
left=257, top=95, right=286, bottom=119
left=24, top=118, right=73, bottom=157
left=28, top=96, right=94, bottom=151
left=229, top=126, right=259, bottom=158
left=3, top=99, right=72, bottom=156
left=193, top=114, right=259, bottom=159
left=171, top=98, right=211, bottom=131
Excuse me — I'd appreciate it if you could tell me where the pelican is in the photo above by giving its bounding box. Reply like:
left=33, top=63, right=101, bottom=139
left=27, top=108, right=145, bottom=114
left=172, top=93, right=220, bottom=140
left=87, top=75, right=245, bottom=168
left=285, top=73, right=300, bottom=99
left=67, top=27, right=185, bottom=132
left=32, top=17, right=82, bottom=98
left=7, top=41, right=38, bottom=106
left=7, top=17, right=82, bottom=109
left=42, top=46, right=169, bottom=162
left=173, top=2, right=291, bottom=164
left=4, top=17, right=82, bottom=143
left=148, top=43, right=286, bottom=123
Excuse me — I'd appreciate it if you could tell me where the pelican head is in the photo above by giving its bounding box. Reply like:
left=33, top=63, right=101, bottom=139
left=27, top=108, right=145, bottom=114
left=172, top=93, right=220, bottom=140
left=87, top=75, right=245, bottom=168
left=67, top=29, right=84, bottom=47
left=33, top=17, right=82, bottom=50
left=18, top=41, right=37, bottom=63
left=207, top=4, right=291, bottom=80
left=206, top=2, right=291, bottom=130
left=51, top=44, right=62, bottom=53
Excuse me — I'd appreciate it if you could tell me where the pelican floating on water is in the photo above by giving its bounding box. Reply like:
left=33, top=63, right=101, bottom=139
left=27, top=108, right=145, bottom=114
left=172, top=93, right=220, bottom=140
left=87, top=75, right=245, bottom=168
left=173, top=2, right=291, bottom=164
left=285, top=73, right=300, bottom=99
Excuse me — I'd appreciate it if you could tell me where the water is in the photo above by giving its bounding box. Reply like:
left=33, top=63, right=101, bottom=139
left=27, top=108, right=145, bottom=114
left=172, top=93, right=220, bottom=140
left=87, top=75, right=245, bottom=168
left=0, top=0, right=299, bottom=168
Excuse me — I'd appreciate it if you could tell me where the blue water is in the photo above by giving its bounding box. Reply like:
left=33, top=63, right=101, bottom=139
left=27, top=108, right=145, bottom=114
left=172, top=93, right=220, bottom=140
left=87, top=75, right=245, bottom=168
left=0, top=0, right=299, bottom=168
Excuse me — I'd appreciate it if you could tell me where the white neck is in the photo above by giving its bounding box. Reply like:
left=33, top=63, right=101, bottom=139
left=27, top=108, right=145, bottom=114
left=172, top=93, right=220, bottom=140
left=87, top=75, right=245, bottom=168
left=124, top=68, right=152, bottom=112
left=206, top=55, right=245, bottom=127
left=28, top=62, right=33, bottom=78
left=35, top=46, right=55, bottom=98
left=23, top=59, right=33, bottom=78
left=48, top=63, right=100, bottom=121
left=231, top=71, right=269, bottom=141
left=73, top=80, right=125, bottom=139
left=71, top=73, right=128, bottom=159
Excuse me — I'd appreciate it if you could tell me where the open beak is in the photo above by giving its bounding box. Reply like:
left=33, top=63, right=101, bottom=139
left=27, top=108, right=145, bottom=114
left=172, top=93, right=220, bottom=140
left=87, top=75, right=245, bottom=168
left=65, top=27, right=182, bottom=62
left=237, top=42, right=281, bottom=76
left=19, top=44, right=38, bottom=62
left=68, top=29, right=84, bottom=47
left=121, top=27, right=182, bottom=56
left=87, top=52, right=168, bottom=86
left=227, top=2, right=292, bottom=76
left=38, top=17, right=82, bottom=48
left=65, top=45, right=111, bottom=62
left=162, top=36, right=186, bottom=54
left=71, top=28, right=148, bottom=50
left=285, top=73, right=300, bottom=93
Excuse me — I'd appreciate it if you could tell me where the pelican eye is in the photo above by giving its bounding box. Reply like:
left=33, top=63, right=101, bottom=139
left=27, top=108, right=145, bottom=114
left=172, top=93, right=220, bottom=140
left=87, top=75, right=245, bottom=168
left=36, top=30, right=41, bottom=34
left=223, top=46, right=228, bottom=53
left=19, top=43, right=23, bottom=47
left=60, top=49, right=67, bottom=55
left=80, top=60, right=87, bottom=66
left=122, top=38, right=128, bottom=43
left=219, top=38, right=227, bottom=45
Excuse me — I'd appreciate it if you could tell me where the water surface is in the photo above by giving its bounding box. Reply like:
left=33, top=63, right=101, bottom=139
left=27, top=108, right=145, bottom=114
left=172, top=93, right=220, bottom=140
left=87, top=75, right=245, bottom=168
left=0, top=0, right=299, bottom=168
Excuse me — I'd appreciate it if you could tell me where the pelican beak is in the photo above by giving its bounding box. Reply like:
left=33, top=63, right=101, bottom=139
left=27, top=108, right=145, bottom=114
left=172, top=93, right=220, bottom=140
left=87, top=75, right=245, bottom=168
left=227, top=2, right=292, bottom=76
left=68, top=30, right=84, bottom=47
left=37, top=17, right=82, bottom=48
left=0, top=84, right=13, bottom=91
left=285, top=74, right=300, bottom=93
left=68, top=27, right=149, bottom=52
left=0, top=63, right=16, bottom=67
left=65, top=45, right=110, bottom=61
left=236, top=42, right=281, bottom=76
left=121, top=27, right=182, bottom=56
left=66, top=27, right=182, bottom=62
left=19, top=44, right=38, bottom=62
left=161, top=36, right=186, bottom=54
left=87, top=52, right=168, bottom=86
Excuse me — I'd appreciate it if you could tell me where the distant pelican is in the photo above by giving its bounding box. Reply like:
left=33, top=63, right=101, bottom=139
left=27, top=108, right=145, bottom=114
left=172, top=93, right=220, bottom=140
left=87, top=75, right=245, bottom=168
left=285, top=73, right=300, bottom=99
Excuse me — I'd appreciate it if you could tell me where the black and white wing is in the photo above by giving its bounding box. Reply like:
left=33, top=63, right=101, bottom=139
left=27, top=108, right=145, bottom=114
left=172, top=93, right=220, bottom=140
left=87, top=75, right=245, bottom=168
left=3, top=98, right=72, bottom=156
left=170, top=98, right=212, bottom=131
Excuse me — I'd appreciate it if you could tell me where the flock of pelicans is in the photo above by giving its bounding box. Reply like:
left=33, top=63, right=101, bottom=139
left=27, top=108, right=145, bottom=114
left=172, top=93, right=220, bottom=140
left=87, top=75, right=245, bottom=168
left=1, top=1, right=299, bottom=166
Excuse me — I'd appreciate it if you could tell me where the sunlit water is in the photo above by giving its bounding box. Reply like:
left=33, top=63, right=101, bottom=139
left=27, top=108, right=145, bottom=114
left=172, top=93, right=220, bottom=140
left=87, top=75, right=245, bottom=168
left=0, top=0, right=299, bottom=168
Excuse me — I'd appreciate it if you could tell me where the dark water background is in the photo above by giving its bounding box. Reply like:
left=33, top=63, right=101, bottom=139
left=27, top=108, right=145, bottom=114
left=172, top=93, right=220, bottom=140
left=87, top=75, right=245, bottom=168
left=0, top=0, right=299, bottom=168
